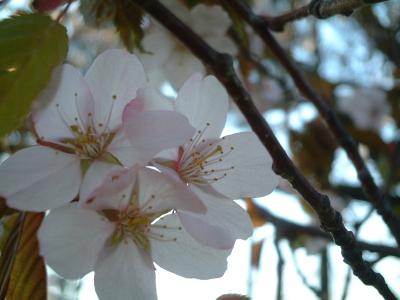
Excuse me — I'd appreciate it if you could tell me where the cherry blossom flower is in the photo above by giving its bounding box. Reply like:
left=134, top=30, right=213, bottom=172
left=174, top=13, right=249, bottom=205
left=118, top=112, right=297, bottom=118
left=247, top=75, right=284, bottom=112
left=0, top=49, right=195, bottom=212
left=139, top=2, right=236, bottom=88
left=38, top=167, right=229, bottom=300
left=124, top=73, right=279, bottom=249
left=337, top=87, right=389, bottom=132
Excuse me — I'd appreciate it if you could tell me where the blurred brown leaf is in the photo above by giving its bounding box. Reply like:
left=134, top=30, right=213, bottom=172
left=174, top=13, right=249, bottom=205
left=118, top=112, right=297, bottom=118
left=251, top=240, right=264, bottom=269
left=246, top=198, right=267, bottom=227
left=5, top=213, right=47, bottom=300
left=290, top=119, right=337, bottom=188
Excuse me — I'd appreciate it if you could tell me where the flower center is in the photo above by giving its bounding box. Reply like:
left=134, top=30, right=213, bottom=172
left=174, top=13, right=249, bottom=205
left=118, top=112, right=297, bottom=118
left=103, top=194, right=182, bottom=252
left=37, top=93, right=118, bottom=161
left=176, top=123, right=235, bottom=185
left=60, top=117, right=116, bottom=160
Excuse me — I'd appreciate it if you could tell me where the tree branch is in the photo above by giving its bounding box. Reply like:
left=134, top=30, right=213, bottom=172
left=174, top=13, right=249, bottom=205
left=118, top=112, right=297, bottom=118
left=132, top=1, right=396, bottom=298
left=225, top=0, right=400, bottom=248
left=254, top=202, right=400, bottom=258
left=263, top=0, right=389, bottom=32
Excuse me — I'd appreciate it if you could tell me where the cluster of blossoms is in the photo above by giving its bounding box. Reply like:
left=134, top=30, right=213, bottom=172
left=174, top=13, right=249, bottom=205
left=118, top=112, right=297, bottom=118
left=0, top=50, right=278, bottom=300
left=337, top=87, right=389, bottom=132
left=139, top=0, right=236, bottom=89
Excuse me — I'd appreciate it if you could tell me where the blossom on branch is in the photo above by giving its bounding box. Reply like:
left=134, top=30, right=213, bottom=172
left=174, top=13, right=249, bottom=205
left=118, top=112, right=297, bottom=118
left=337, top=87, right=389, bottom=132
left=139, top=2, right=236, bottom=88
left=0, top=49, right=195, bottom=211
left=38, top=167, right=229, bottom=300
left=123, top=73, right=279, bottom=249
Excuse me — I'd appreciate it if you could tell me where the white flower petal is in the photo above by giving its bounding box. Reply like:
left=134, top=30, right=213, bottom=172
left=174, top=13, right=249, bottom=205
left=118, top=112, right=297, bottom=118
left=210, top=132, right=279, bottom=199
left=123, top=109, right=195, bottom=160
left=151, top=213, right=230, bottom=279
left=38, top=203, right=114, bottom=279
left=94, top=240, right=157, bottom=300
left=179, top=185, right=253, bottom=249
left=87, top=166, right=137, bottom=211
left=137, top=168, right=206, bottom=214
left=176, top=74, right=228, bottom=139
left=140, top=26, right=174, bottom=72
left=164, top=52, right=204, bottom=89
left=79, top=160, right=127, bottom=205
left=33, top=64, right=95, bottom=141
left=191, top=5, right=232, bottom=36
left=178, top=211, right=235, bottom=250
left=107, top=130, right=151, bottom=167
left=0, top=146, right=81, bottom=211
left=135, top=86, right=174, bottom=111
left=85, top=49, right=147, bottom=130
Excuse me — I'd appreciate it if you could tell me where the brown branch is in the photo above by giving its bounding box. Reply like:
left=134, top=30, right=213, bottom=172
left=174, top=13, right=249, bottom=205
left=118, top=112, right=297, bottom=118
left=263, top=0, right=389, bottom=32
left=225, top=0, right=400, bottom=248
left=132, top=1, right=396, bottom=298
left=254, top=203, right=400, bottom=258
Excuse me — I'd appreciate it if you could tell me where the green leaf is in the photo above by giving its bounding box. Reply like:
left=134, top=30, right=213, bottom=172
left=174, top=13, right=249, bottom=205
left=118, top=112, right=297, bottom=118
left=114, top=0, right=145, bottom=52
left=0, top=13, right=68, bottom=137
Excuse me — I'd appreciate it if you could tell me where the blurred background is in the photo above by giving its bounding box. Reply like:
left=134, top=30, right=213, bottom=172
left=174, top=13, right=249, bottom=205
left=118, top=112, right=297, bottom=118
left=1, top=0, right=400, bottom=299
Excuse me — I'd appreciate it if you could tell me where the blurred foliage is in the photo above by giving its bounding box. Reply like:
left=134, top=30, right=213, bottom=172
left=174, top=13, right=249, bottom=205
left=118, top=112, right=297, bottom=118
left=5, top=213, right=46, bottom=300
left=79, top=0, right=144, bottom=51
left=0, top=13, right=68, bottom=137
left=290, top=119, right=337, bottom=188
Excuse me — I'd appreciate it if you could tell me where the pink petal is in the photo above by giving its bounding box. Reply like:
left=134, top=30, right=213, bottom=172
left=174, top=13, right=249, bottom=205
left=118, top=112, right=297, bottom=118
left=0, top=146, right=81, bottom=211
left=137, top=167, right=206, bottom=214
left=33, top=64, right=95, bottom=142
left=151, top=213, right=230, bottom=279
left=176, top=73, right=228, bottom=139
left=85, top=166, right=138, bottom=211
left=210, top=132, right=279, bottom=199
left=178, top=211, right=235, bottom=249
left=85, top=49, right=147, bottom=131
left=38, top=203, right=114, bottom=279
left=94, top=240, right=157, bottom=300
left=179, top=185, right=253, bottom=249
left=79, top=161, right=128, bottom=207
left=122, top=109, right=195, bottom=160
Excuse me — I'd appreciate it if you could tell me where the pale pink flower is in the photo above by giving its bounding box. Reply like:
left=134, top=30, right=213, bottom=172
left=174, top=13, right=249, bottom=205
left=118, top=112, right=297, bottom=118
left=140, top=2, right=236, bottom=88
left=0, top=49, right=195, bottom=211
left=38, top=167, right=229, bottom=300
left=125, top=73, right=279, bottom=249
left=338, top=87, right=389, bottom=132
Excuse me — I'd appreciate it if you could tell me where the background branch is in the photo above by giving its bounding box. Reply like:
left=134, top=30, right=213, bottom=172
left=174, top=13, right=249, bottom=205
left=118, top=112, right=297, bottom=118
left=252, top=201, right=400, bottom=258
left=264, top=0, right=389, bottom=31
left=225, top=0, right=400, bottom=248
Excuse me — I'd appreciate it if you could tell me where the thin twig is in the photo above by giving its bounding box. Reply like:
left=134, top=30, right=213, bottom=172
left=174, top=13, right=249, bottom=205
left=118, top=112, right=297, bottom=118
left=263, top=0, right=388, bottom=32
left=274, top=237, right=284, bottom=300
left=252, top=202, right=400, bottom=258
left=132, top=1, right=396, bottom=298
left=290, top=246, right=322, bottom=297
left=55, top=0, right=72, bottom=23
left=225, top=0, right=400, bottom=248
left=320, top=247, right=330, bottom=300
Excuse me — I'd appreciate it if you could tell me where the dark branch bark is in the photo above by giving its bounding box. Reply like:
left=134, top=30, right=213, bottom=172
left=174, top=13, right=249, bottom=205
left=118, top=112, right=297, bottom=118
left=132, top=1, right=396, bottom=298
left=263, top=0, right=389, bottom=32
left=225, top=0, right=400, bottom=248
left=254, top=203, right=400, bottom=258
